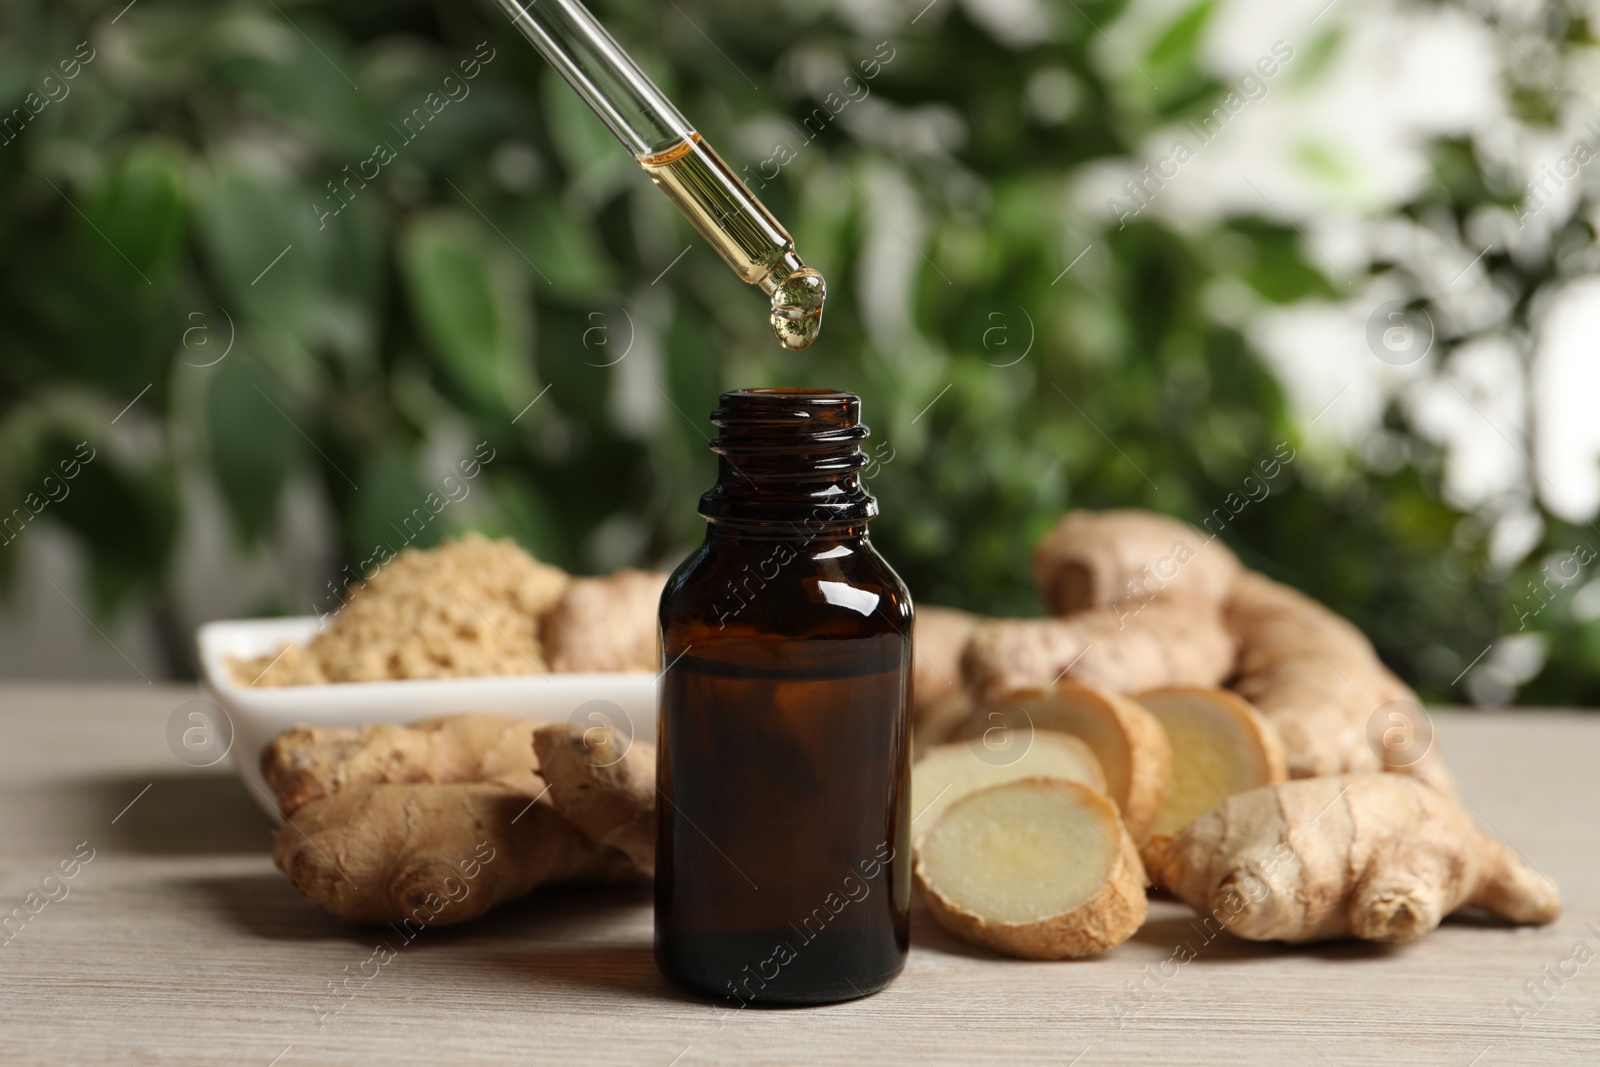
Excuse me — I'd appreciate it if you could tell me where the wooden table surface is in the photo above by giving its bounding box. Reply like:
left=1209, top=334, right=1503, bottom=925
left=1, top=685, right=1595, bottom=1066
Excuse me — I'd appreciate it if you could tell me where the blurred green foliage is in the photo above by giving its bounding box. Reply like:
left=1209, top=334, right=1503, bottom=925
left=0, top=0, right=1594, bottom=703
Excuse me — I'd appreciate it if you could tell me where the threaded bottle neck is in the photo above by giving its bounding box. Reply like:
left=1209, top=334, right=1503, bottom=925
left=698, top=388, right=877, bottom=530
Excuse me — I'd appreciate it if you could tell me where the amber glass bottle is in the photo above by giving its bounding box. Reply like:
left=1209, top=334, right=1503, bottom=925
left=654, top=388, right=913, bottom=1005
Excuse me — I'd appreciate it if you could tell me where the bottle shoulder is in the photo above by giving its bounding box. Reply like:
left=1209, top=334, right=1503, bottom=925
left=661, top=531, right=912, bottom=641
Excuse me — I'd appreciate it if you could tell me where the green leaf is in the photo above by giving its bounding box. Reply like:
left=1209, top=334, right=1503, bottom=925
left=535, top=307, right=611, bottom=426
left=516, top=199, right=614, bottom=301
left=198, top=164, right=320, bottom=329
left=3, top=224, right=182, bottom=392
left=214, top=11, right=380, bottom=157
left=1146, top=0, right=1216, bottom=67
left=305, top=189, right=388, bottom=374
left=485, top=473, right=569, bottom=567
left=86, top=143, right=188, bottom=278
left=1229, top=221, right=1339, bottom=303
left=1290, top=29, right=1342, bottom=88
left=34, top=433, right=179, bottom=615
left=347, top=450, right=435, bottom=561
left=1295, top=141, right=1357, bottom=187
left=399, top=211, right=534, bottom=413
left=197, top=160, right=387, bottom=365
left=205, top=352, right=303, bottom=543
left=664, top=303, right=722, bottom=448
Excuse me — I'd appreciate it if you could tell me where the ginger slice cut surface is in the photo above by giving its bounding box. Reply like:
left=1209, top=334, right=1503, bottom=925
left=956, top=684, right=1170, bottom=843
left=914, top=778, right=1147, bottom=959
left=911, top=730, right=1106, bottom=842
left=1135, top=686, right=1287, bottom=844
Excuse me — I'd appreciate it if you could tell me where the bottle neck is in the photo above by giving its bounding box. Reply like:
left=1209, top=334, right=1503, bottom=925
left=698, top=389, right=878, bottom=536
left=705, top=522, right=873, bottom=547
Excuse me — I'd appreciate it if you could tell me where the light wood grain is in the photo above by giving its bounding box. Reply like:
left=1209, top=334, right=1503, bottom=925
left=0, top=685, right=1595, bottom=1065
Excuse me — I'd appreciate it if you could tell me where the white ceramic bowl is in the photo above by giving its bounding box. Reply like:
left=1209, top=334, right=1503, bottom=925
left=196, top=617, right=657, bottom=819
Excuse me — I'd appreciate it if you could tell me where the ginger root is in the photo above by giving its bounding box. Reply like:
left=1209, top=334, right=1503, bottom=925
left=911, top=730, right=1106, bottom=841
left=1135, top=686, right=1286, bottom=847
left=1142, top=774, right=1560, bottom=943
left=533, top=724, right=657, bottom=876
left=262, top=714, right=541, bottom=817
left=962, top=508, right=1240, bottom=700
left=539, top=569, right=668, bottom=673
left=911, top=692, right=977, bottom=760
left=266, top=713, right=658, bottom=925
left=954, top=684, right=1170, bottom=842
left=914, top=778, right=1147, bottom=959
left=992, top=508, right=1450, bottom=791
left=961, top=597, right=1236, bottom=698
left=1226, top=572, right=1451, bottom=788
left=912, top=606, right=980, bottom=725
left=1032, top=509, right=1240, bottom=615
left=273, top=781, right=634, bottom=925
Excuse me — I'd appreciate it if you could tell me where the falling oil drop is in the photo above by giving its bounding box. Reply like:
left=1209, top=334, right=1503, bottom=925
left=768, top=267, right=827, bottom=351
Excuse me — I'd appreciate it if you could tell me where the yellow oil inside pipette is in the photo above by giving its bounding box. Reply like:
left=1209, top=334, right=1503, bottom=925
left=494, top=0, right=825, bottom=349
left=638, top=134, right=825, bottom=350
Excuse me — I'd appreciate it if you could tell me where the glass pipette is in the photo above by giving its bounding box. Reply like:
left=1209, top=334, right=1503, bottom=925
left=492, top=0, right=826, bottom=350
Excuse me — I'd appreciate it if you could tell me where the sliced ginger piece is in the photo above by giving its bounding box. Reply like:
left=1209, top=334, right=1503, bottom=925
left=1142, top=774, right=1560, bottom=942
left=1134, top=687, right=1287, bottom=853
left=911, top=730, right=1106, bottom=842
left=914, top=778, right=1147, bottom=959
left=955, top=684, right=1170, bottom=842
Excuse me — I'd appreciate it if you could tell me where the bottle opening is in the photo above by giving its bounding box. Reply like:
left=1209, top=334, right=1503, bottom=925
left=741, top=387, right=849, bottom=396
left=700, top=389, right=876, bottom=528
